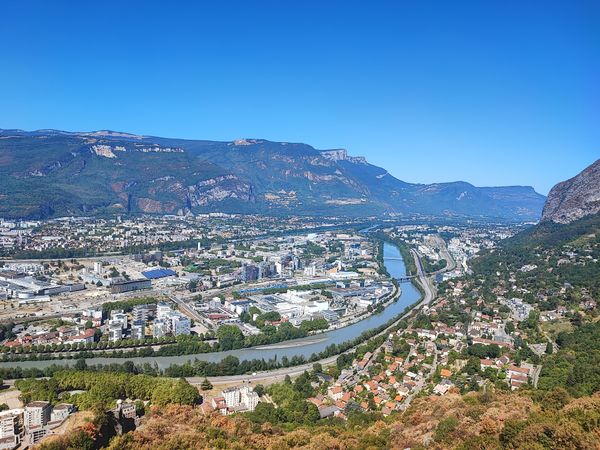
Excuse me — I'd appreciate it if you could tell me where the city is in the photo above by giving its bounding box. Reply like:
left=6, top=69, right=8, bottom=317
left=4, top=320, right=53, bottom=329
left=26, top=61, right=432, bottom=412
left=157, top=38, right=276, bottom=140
left=0, top=1, right=597, bottom=448
left=0, top=216, right=531, bottom=446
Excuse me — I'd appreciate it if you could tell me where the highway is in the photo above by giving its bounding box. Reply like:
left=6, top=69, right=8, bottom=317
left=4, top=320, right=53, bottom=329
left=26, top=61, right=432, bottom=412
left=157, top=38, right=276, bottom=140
left=186, top=354, right=342, bottom=386
left=429, top=234, right=457, bottom=274
left=410, top=248, right=435, bottom=305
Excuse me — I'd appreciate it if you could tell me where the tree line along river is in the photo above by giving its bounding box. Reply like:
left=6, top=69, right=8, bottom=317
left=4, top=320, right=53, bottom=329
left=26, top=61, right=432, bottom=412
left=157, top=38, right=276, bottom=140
left=0, top=242, right=420, bottom=371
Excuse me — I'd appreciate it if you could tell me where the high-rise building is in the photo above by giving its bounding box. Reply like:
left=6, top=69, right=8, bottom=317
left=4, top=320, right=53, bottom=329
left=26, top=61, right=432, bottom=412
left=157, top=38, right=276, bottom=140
left=132, top=304, right=151, bottom=322
left=240, top=385, right=259, bottom=411
left=131, top=319, right=146, bottom=340
left=241, top=264, right=259, bottom=282
left=0, top=412, right=19, bottom=442
left=170, top=313, right=191, bottom=336
left=220, top=384, right=260, bottom=413
left=109, top=310, right=128, bottom=329
left=24, top=401, right=51, bottom=429
left=153, top=319, right=167, bottom=338
left=108, top=322, right=123, bottom=342
left=156, top=302, right=172, bottom=320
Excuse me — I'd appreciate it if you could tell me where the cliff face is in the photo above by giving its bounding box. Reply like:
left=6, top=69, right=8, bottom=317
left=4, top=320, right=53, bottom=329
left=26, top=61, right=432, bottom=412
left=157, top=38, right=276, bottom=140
left=542, top=159, right=600, bottom=224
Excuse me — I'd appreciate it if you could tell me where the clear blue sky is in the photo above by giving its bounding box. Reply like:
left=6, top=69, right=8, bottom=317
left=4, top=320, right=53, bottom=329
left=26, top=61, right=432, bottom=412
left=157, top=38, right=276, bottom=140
left=1, top=1, right=598, bottom=194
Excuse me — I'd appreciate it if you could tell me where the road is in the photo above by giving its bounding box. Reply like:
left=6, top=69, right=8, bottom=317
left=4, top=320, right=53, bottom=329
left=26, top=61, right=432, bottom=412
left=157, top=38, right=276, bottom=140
left=197, top=249, right=438, bottom=385
left=186, top=353, right=342, bottom=386
left=429, top=234, right=457, bottom=275
left=411, top=249, right=435, bottom=306
left=159, top=290, right=213, bottom=329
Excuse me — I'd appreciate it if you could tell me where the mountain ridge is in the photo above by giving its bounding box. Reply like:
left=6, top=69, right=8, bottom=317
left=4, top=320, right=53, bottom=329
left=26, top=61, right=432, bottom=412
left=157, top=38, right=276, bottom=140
left=0, top=128, right=546, bottom=220
left=542, top=158, right=600, bottom=224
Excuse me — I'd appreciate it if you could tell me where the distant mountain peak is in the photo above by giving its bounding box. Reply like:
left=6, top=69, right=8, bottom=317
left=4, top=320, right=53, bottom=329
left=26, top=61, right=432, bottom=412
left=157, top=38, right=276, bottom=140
left=320, top=149, right=368, bottom=164
left=542, top=159, right=600, bottom=224
left=231, top=138, right=265, bottom=146
left=83, top=130, right=146, bottom=139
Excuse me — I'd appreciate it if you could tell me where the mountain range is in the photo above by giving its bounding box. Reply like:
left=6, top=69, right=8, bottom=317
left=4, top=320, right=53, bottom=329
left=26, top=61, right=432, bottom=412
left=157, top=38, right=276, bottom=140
left=0, top=128, right=546, bottom=220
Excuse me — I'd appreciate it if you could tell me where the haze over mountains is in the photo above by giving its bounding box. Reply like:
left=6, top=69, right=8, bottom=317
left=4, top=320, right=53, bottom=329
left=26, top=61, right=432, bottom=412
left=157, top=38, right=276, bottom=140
left=0, top=128, right=546, bottom=220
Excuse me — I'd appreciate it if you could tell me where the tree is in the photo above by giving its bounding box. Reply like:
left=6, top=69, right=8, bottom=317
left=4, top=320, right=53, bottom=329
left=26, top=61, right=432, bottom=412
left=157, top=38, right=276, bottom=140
left=542, top=387, right=571, bottom=410
left=505, top=321, right=515, bottom=334
left=434, top=416, right=459, bottom=443
left=216, top=325, right=244, bottom=350
left=200, top=378, right=213, bottom=391
left=464, top=356, right=481, bottom=375
left=74, top=359, right=88, bottom=371
left=253, top=384, right=265, bottom=397
left=546, top=341, right=554, bottom=354
left=134, top=400, right=145, bottom=416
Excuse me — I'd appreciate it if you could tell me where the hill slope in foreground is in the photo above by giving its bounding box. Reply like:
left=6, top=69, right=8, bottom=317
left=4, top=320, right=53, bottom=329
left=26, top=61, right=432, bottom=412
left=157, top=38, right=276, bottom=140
left=0, top=128, right=545, bottom=220
left=41, top=391, right=600, bottom=450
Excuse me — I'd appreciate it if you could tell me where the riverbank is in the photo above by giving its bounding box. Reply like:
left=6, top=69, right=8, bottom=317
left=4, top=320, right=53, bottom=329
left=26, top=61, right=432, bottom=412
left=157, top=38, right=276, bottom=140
left=0, top=241, right=424, bottom=377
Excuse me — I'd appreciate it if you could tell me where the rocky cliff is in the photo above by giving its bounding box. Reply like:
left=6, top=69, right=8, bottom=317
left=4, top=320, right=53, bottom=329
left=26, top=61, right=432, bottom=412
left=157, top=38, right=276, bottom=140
left=542, top=159, right=600, bottom=223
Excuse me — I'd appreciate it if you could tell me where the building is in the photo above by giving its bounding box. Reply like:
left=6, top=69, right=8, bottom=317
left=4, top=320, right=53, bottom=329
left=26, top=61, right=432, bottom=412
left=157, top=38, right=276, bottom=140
left=117, top=401, right=137, bottom=419
left=0, top=412, right=20, bottom=449
left=240, top=386, right=259, bottom=412
left=153, top=319, right=167, bottom=338
left=110, top=279, right=151, bottom=294
left=170, top=314, right=191, bottom=336
left=156, top=302, right=173, bottom=320
left=327, top=385, right=344, bottom=401
left=108, top=322, right=123, bottom=342
left=142, top=268, right=176, bottom=280
left=240, top=264, right=259, bottom=282
left=67, top=328, right=96, bottom=344
left=24, top=401, right=51, bottom=429
left=110, top=310, right=128, bottom=329
left=220, top=385, right=260, bottom=414
left=93, top=261, right=104, bottom=275
left=132, top=304, right=152, bottom=322
left=27, top=428, right=49, bottom=446
left=222, top=387, right=240, bottom=408
left=49, top=404, right=74, bottom=424
left=131, top=320, right=146, bottom=340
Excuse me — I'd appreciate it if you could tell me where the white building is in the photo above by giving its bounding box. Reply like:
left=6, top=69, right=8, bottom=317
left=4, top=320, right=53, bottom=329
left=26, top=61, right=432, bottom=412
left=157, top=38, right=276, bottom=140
left=131, top=320, right=146, bottom=340
left=49, top=404, right=74, bottom=424
left=108, top=322, right=123, bottom=342
left=170, top=314, right=191, bottom=336
left=220, top=384, right=260, bottom=414
left=156, top=302, right=173, bottom=320
left=24, top=401, right=51, bottom=429
left=109, top=310, right=128, bottom=329
left=153, top=319, right=167, bottom=338
left=0, top=411, right=20, bottom=449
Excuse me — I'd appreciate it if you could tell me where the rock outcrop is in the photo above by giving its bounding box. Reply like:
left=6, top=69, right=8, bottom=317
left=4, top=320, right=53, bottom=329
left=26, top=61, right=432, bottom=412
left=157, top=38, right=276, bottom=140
left=542, top=159, right=600, bottom=223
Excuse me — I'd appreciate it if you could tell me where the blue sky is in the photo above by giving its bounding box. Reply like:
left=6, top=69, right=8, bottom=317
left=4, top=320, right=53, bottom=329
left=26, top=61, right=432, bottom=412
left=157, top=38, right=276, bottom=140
left=0, top=1, right=597, bottom=194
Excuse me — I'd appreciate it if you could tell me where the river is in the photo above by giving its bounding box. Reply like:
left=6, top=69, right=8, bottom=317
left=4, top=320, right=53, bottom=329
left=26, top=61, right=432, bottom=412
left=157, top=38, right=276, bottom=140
left=0, top=242, right=420, bottom=370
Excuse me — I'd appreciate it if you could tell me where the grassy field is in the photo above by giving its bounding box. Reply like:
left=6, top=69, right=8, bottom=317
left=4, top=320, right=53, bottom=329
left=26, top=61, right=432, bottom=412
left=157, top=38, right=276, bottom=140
left=541, top=319, right=573, bottom=339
